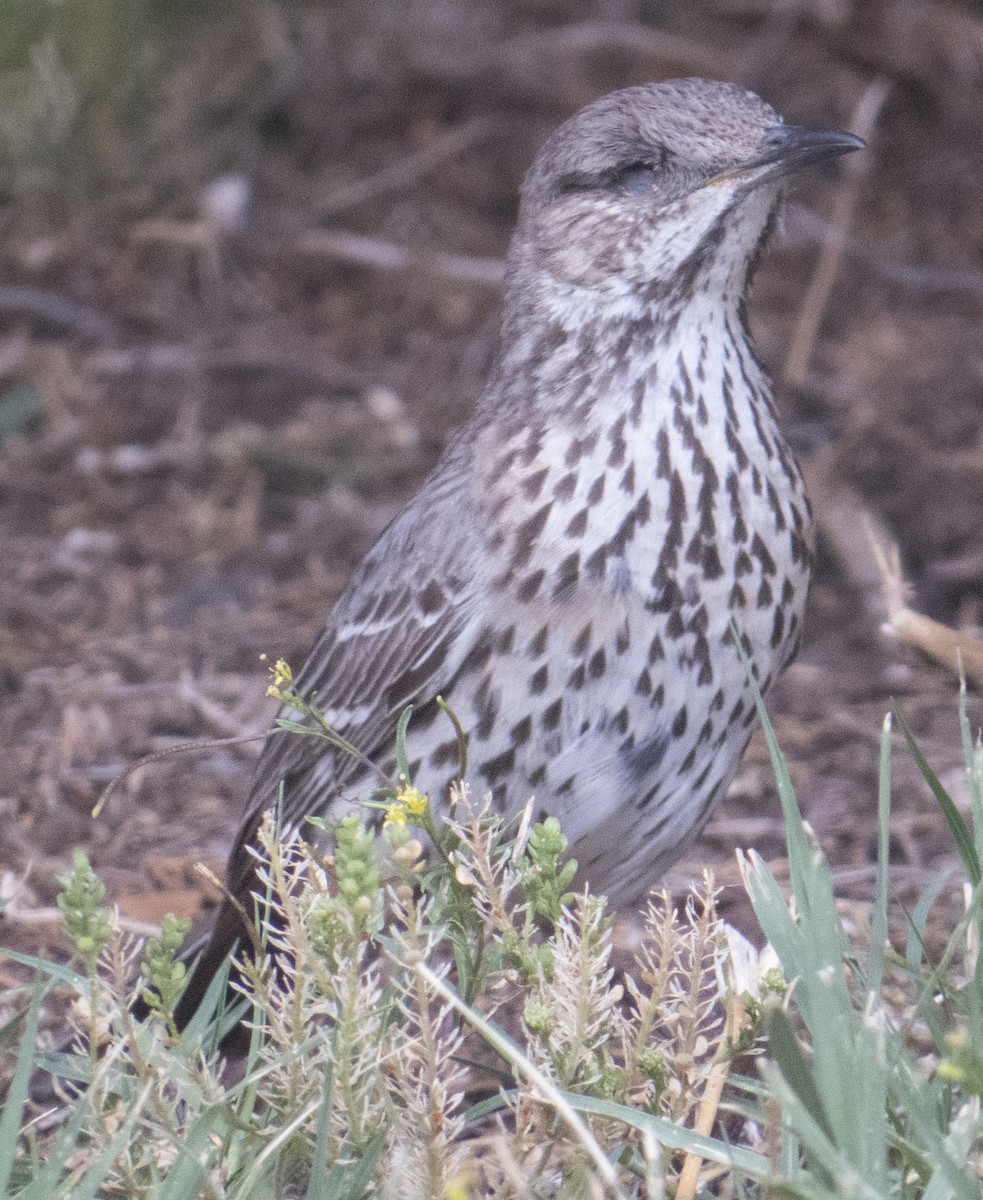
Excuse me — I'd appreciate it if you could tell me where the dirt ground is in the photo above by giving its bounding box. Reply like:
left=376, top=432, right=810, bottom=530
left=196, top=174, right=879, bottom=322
left=1, top=0, right=982, bottom=995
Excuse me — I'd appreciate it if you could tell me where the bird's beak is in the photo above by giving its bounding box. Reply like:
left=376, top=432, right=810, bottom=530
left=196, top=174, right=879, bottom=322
left=707, top=125, right=864, bottom=189
left=745, top=124, right=865, bottom=178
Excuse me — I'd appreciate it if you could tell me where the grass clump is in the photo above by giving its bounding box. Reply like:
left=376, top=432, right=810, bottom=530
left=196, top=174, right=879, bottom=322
left=2, top=677, right=982, bottom=1198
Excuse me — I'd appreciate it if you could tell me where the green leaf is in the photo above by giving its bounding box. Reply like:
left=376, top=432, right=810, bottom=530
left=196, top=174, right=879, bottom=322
left=0, top=980, right=45, bottom=1197
left=766, top=1007, right=835, bottom=1146
left=394, top=705, right=413, bottom=781
left=895, top=705, right=980, bottom=886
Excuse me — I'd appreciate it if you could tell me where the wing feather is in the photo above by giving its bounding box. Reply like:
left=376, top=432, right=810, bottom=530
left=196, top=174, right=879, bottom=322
left=237, top=438, right=486, bottom=849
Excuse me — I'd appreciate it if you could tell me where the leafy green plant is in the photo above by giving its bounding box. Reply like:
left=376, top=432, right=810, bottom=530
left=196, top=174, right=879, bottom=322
left=2, top=670, right=980, bottom=1197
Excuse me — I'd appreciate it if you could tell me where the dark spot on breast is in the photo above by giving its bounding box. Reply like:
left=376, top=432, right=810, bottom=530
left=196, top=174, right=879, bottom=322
left=587, top=474, right=606, bottom=505
left=517, top=571, right=545, bottom=603
left=607, top=415, right=627, bottom=468
left=584, top=545, right=607, bottom=581
left=566, top=507, right=589, bottom=537
left=766, top=481, right=786, bottom=530
left=671, top=706, right=687, bottom=737
left=458, top=636, right=493, bottom=676
left=511, top=715, right=532, bottom=746
left=630, top=377, right=645, bottom=425
left=497, top=626, right=516, bottom=653
left=520, top=436, right=542, bottom=467
left=553, top=552, right=580, bottom=599
left=493, top=448, right=519, bottom=477
left=572, top=623, right=592, bottom=655
left=541, top=698, right=563, bottom=731
left=430, top=739, right=462, bottom=770
left=522, top=467, right=550, bottom=501
left=588, top=647, right=606, bottom=678
left=480, top=747, right=516, bottom=782
left=701, top=543, right=724, bottom=579
left=517, top=502, right=553, bottom=554
left=530, top=664, right=549, bottom=694
left=529, top=625, right=549, bottom=656
left=476, top=689, right=499, bottom=740
left=564, top=431, right=600, bottom=467
left=770, top=606, right=785, bottom=649
left=553, top=472, right=578, bottom=502
left=655, top=428, right=671, bottom=480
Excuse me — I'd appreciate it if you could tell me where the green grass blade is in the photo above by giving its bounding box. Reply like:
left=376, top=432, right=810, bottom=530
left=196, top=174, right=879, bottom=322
left=766, top=1007, right=835, bottom=1146
left=957, top=674, right=983, bottom=860
left=561, top=1093, right=770, bottom=1180
left=867, top=713, right=893, bottom=997
left=0, top=949, right=88, bottom=990
left=304, top=1053, right=335, bottom=1198
left=895, top=705, right=980, bottom=886
left=158, top=1107, right=225, bottom=1200
left=0, top=981, right=44, bottom=1198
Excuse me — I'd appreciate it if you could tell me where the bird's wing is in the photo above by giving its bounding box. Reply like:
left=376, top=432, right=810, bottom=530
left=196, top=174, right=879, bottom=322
left=241, top=438, right=486, bottom=838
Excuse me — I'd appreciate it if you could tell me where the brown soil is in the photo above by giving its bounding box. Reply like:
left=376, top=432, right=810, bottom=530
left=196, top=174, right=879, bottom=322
left=2, top=1, right=981, bottom=1000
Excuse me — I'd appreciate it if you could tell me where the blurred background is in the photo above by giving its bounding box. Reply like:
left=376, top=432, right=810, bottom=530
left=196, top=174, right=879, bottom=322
left=1, top=0, right=981, bottom=964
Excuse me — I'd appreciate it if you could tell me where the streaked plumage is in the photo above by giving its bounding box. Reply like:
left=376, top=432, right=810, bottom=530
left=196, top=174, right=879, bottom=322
left=172, top=79, right=861, bottom=1030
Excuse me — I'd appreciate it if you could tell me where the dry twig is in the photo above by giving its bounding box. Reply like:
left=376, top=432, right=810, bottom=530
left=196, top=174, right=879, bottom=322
left=298, top=228, right=505, bottom=287
left=871, top=530, right=983, bottom=686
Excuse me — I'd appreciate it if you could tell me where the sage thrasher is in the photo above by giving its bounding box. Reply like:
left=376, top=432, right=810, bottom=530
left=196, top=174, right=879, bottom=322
left=172, top=78, right=862, bottom=1027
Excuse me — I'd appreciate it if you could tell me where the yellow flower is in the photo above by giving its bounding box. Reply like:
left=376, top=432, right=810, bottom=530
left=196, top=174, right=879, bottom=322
left=271, top=658, right=293, bottom=687
left=383, top=804, right=408, bottom=828
left=382, top=784, right=429, bottom=829
left=395, top=784, right=429, bottom=817
left=263, top=656, right=293, bottom=700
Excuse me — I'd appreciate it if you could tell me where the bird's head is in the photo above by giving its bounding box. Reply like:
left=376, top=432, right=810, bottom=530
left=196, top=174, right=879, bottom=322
left=509, top=78, right=862, bottom=313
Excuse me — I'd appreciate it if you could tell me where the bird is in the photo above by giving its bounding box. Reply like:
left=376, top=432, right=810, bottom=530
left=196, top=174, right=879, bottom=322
left=170, top=78, right=862, bottom=1031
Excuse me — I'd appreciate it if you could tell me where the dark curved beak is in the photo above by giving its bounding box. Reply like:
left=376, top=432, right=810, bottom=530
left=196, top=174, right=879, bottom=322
left=751, top=124, right=866, bottom=177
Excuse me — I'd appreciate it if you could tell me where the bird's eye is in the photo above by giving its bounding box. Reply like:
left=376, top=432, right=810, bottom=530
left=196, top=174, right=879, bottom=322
left=610, top=148, right=669, bottom=197
left=613, top=162, right=659, bottom=196
left=553, top=148, right=668, bottom=199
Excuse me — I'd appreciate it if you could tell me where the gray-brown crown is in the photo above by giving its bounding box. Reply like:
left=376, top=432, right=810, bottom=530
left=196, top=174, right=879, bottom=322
left=521, top=79, right=781, bottom=208
left=505, top=78, right=859, bottom=299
